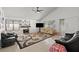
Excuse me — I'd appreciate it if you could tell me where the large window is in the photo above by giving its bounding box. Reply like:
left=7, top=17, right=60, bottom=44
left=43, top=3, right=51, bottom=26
left=6, top=24, right=13, bottom=31
left=5, top=19, right=20, bottom=31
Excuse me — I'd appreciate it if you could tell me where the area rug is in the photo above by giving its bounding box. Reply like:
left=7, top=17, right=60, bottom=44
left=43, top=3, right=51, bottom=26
left=16, top=32, right=52, bottom=49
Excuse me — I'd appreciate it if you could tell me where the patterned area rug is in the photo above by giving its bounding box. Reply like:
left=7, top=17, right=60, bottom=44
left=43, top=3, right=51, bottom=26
left=16, top=32, right=52, bottom=49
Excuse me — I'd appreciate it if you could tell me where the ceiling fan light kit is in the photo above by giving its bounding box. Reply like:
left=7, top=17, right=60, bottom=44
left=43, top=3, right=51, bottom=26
left=36, top=11, right=40, bottom=13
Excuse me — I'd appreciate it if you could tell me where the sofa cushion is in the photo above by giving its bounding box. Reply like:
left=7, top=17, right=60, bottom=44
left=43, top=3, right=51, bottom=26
left=64, top=33, right=74, bottom=41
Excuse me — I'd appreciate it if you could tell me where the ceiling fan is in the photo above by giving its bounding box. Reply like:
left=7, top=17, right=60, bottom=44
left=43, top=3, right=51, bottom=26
left=32, top=7, right=44, bottom=13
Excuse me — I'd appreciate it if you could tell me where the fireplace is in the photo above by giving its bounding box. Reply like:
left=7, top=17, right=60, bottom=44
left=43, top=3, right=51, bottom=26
left=23, top=29, right=29, bottom=34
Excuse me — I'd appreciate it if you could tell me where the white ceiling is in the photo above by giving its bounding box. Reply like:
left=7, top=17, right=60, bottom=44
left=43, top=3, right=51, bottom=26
left=2, top=7, right=57, bottom=20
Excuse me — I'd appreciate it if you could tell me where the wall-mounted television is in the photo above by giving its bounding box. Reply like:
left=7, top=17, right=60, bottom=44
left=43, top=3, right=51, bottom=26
left=36, top=23, right=44, bottom=28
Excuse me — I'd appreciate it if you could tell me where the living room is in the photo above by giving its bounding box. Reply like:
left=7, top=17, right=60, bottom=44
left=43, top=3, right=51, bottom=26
left=0, top=7, right=79, bottom=52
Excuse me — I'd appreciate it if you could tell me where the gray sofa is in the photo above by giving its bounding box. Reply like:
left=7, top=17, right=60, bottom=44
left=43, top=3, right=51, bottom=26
left=55, top=31, right=79, bottom=52
left=1, top=32, right=18, bottom=48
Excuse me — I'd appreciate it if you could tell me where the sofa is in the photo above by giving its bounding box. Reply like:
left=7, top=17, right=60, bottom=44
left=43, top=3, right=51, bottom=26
left=1, top=32, right=18, bottom=48
left=55, top=31, right=79, bottom=52
left=41, top=27, right=58, bottom=35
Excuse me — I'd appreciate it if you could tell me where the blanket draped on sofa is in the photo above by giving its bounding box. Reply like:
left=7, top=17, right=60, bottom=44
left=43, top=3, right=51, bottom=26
left=49, top=43, right=67, bottom=52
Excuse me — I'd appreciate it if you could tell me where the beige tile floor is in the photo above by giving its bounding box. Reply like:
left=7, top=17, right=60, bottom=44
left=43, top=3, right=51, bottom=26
left=0, top=37, right=55, bottom=52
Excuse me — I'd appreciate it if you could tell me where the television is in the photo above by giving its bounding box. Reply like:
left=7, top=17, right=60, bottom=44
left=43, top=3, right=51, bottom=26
left=36, top=23, right=44, bottom=28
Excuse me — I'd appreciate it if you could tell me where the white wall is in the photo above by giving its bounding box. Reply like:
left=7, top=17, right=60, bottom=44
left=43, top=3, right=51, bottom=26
left=0, top=7, right=5, bottom=48
left=29, top=20, right=39, bottom=33
left=0, top=8, right=5, bottom=35
left=42, top=7, right=79, bottom=33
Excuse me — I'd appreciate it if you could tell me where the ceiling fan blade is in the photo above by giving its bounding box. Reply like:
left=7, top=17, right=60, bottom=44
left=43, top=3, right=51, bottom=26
left=32, top=8, right=35, bottom=11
